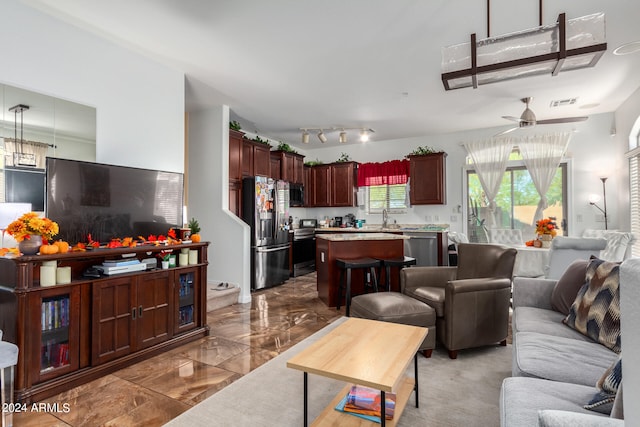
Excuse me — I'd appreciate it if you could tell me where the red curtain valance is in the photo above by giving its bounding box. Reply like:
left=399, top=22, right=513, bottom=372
left=357, top=159, right=410, bottom=187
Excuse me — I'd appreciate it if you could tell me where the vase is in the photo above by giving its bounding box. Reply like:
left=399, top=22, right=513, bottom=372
left=19, top=235, right=43, bottom=255
left=538, top=234, right=553, bottom=248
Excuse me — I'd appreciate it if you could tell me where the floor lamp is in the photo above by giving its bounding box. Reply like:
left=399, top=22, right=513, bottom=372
left=588, top=177, right=608, bottom=230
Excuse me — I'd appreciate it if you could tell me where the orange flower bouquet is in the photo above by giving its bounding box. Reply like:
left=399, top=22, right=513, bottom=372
left=535, top=217, right=558, bottom=237
left=6, top=212, right=59, bottom=242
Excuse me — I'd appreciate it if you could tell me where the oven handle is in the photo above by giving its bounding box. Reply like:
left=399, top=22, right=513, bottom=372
left=294, top=236, right=315, bottom=242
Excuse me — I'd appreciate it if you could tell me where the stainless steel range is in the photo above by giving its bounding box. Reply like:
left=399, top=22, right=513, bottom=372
left=293, top=220, right=316, bottom=277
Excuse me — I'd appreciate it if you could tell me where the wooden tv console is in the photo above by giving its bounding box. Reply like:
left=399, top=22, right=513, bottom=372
left=0, top=242, right=210, bottom=403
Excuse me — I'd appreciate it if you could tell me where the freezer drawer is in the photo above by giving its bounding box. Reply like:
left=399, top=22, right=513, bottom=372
left=403, top=233, right=438, bottom=267
left=252, top=244, right=290, bottom=290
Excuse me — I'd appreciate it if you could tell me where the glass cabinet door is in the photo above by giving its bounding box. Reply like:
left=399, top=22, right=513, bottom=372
left=30, top=286, right=80, bottom=383
left=176, top=268, right=199, bottom=332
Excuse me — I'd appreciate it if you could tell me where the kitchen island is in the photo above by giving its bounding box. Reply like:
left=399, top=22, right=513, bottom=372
left=315, top=233, right=409, bottom=307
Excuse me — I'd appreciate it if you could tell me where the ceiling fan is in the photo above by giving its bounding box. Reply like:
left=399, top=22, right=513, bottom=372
left=496, top=97, right=588, bottom=136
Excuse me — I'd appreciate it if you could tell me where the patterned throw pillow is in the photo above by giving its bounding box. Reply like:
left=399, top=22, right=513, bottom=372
left=563, top=258, right=621, bottom=353
left=584, top=356, right=622, bottom=414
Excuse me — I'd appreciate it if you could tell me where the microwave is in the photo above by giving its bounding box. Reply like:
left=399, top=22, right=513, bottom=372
left=290, top=183, right=304, bottom=207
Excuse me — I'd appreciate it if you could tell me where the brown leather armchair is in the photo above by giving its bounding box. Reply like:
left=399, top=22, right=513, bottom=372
left=400, top=243, right=517, bottom=359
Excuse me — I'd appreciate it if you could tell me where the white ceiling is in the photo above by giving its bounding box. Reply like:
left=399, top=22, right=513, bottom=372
left=25, top=0, right=640, bottom=149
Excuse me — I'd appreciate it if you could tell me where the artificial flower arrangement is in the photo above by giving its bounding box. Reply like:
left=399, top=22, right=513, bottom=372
left=535, top=217, right=558, bottom=236
left=6, top=212, right=59, bottom=242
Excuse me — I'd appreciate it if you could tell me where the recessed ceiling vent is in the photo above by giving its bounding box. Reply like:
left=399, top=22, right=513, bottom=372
left=549, top=98, right=578, bottom=108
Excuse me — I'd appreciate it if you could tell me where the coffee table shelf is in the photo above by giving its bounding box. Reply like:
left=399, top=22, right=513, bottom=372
left=287, top=318, right=428, bottom=426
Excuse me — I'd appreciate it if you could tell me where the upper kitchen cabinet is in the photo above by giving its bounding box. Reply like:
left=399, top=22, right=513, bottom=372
left=311, top=165, right=331, bottom=207
left=242, top=138, right=271, bottom=177
left=271, top=150, right=305, bottom=184
left=409, top=152, right=447, bottom=205
left=270, top=152, right=281, bottom=180
left=330, top=161, right=358, bottom=207
left=229, top=129, right=244, bottom=181
left=308, top=162, right=358, bottom=207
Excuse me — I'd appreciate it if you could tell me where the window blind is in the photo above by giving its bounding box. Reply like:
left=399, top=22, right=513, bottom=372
left=629, top=152, right=640, bottom=257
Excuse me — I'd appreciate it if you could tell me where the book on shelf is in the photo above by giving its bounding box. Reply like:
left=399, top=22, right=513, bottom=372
left=334, top=385, right=396, bottom=422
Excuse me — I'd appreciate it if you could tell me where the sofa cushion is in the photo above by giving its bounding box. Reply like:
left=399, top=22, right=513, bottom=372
left=513, top=307, right=592, bottom=342
left=584, top=355, right=622, bottom=415
left=500, top=377, right=606, bottom=427
left=537, top=410, right=623, bottom=426
left=513, top=332, right=618, bottom=386
left=551, top=259, right=588, bottom=315
left=563, top=259, right=621, bottom=353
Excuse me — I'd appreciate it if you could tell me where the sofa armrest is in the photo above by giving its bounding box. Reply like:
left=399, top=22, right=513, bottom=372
left=537, top=410, right=620, bottom=427
left=512, top=277, right=557, bottom=310
left=400, top=266, right=457, bottom=293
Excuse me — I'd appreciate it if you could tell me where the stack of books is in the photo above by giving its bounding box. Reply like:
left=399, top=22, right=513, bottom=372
left=335, top=385, right=396, bottom=422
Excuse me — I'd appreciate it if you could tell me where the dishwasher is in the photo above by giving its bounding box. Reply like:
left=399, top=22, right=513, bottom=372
left=403, top=233, right=438, bottom=266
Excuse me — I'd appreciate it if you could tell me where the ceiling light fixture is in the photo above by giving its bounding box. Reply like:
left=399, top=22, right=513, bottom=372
left=441, top=1, right=606, bottom=91
left=299, top=127, right=375, bottom=144
left=613, top=40, right=640, bottom=56
left=317, top=131, right=327, bottom=143
left=339, top=131, right=347, bottom=143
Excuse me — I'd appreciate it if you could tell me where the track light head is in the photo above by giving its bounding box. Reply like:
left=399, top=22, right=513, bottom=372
left=301, top=131, right=310, bottom=144
left=339, top=131, right=347, bottom=143
left=318, top=131, right=327, bottom=143
left=360, top=129, right=369, bottom=142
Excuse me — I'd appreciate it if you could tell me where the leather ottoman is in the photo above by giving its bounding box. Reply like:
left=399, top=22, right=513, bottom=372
left=350, top=292, right=436, bottom=357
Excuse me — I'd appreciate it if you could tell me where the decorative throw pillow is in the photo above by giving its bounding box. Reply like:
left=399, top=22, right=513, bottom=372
left=584, top=355, right=622, bottom=414
left=563, top=258, right=621, bottom=353
left=550, top=259, right=588, bottom=315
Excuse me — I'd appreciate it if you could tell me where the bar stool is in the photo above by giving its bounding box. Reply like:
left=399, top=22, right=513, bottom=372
left=379, top=256, right=417, bottom=291
left=336, top=257, right=381, bottom=316
left=0, top=330, right=19, bottom=427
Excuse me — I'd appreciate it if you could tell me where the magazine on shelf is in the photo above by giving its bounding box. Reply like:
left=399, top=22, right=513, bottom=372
left=334, top=385, right=396, bottom=422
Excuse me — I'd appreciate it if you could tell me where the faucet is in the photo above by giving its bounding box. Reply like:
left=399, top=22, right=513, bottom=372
left=382, top=209, right=388, bottom=228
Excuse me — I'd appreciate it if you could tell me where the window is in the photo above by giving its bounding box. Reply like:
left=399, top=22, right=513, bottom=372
left=629, top=148, right=640, bottom=257
left=367, top=183, right=407, bottom=214
left=466, top=161, right=567, bottom=242
left=358, top=160, right=410, bottom=215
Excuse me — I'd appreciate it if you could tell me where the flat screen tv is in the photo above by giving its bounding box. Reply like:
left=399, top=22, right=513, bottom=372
left=46, top=157, right=184, bottom=244
left=5, top=167, right=46, bottom=211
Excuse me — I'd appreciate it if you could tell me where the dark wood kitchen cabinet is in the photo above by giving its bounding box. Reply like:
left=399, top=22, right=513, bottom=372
left=311, top=164, right=331, bottom=207
left=303, top=165, right=312, bottom=207
left=229, top=130, right=245, bottom=216
left=0, top=242, right=209, bottom=403
left=242, top=139, right=271, bottom=177
left=271, top=150, right=305, bottom=184
left=409, top=152, right=447, bottom=205
left=330, top=161, right=357, bottom=207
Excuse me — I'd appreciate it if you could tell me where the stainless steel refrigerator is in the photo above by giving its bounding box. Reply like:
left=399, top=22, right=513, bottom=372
left=242, top=176, right=290, bottom=290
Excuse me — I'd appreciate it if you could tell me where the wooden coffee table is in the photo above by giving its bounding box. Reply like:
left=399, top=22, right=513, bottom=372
left=287, top=317, right=428, bottom=426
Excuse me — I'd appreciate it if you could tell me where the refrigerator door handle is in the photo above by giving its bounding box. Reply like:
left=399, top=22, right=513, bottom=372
left=256, top=245, right=289, bottom=253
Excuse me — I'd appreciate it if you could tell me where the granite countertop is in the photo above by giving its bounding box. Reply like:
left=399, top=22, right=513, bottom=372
left=315, top=224, right=449, bottom=233
left=315, top=232, right=410, bottom=241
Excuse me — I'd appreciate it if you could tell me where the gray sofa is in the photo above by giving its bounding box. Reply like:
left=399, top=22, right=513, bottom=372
left=500, top=259, right=629, bottom=426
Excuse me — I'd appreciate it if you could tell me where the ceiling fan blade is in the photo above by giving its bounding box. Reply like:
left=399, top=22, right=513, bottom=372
left=494, top=127, right=519, bottom=137
left=502, top=115, right=523, bottom=123
left=536, top=116, right=589, bottom=125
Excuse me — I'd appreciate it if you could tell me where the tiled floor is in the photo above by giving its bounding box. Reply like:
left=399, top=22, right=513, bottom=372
left=15, top=273, right=343, bottom=427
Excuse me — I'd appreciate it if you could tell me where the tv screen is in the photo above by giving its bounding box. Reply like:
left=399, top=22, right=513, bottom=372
left=46, top=158, right=184, bottom=244
left=5, top=167, right=46, bottom=211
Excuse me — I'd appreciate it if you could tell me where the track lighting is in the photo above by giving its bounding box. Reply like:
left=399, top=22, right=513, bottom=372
left=298, top=127, right=375, bottom=144
left=317, top=131, right=327, bottom=143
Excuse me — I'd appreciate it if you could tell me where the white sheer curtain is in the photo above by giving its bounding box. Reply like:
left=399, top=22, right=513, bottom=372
left=463, top=138, right=515, bottom=227
left=519, top=132, right=571, bottom=224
